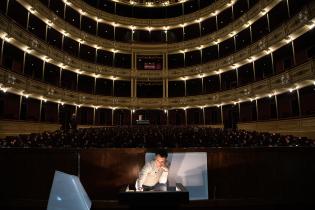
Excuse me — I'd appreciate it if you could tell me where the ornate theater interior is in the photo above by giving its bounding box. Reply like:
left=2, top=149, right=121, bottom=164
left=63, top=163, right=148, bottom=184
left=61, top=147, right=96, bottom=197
left=0, top=0, right=315, bottom=209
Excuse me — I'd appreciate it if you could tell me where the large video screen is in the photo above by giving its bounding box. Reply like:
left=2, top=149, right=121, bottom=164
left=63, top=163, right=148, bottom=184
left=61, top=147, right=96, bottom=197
left=145, top=152, right=208, bottom=200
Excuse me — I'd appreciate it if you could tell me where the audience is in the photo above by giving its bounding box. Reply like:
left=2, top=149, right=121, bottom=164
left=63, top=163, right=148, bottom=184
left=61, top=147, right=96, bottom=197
left=0, top=126, right=314, bottom=148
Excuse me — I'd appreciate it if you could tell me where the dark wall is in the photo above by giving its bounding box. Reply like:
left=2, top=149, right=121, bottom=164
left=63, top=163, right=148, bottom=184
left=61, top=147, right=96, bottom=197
left=80, top=149, right=145, bottom=200
left=0, top=149, right=78, bottom=200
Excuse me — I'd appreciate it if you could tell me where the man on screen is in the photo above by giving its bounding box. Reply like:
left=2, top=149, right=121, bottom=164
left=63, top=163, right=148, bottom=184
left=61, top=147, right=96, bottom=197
left=135, top=149, right=169, bottom=191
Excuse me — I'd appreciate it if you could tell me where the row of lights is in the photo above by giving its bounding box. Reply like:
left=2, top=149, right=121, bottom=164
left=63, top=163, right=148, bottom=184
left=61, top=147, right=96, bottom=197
left=2, top=10, right=315, bottom=81
left=60, top=0, right=236, bottom=30
left=230, top=82, right=315, bottom=106
left=0, top=31, right=303, bottom=81
left=1, top=81, right=315, bottom=111
left=23, top=0, right=285, bottom=57
left=23, top=1, right=313, bottom=67
left=2, top=13, right=313, bottom=82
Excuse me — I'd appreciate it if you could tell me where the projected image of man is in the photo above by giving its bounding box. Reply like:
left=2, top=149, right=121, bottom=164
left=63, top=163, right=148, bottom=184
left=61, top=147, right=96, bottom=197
left=135, top=149, right=169, bottom=191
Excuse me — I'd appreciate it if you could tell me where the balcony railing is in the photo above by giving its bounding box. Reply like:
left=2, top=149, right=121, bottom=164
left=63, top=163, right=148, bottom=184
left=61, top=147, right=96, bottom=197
left=1, top=2, right=314, bottom=80
left=0, top=58, right=314, bottom=109
left=18, top=0, right=279, bottom=52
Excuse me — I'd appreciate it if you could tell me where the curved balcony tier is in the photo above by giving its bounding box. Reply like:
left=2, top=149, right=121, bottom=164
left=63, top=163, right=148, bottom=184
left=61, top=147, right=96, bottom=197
left=1, top=5, right=314, bottom=80
left=1, top=58, right=314, bottom=109
left=18, top=0, right=278, bottom=51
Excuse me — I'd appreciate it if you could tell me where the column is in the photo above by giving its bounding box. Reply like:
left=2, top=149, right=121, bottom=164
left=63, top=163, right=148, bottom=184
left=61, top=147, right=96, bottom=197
left=94, top=77, right=96, bottom=94
left=63, top=4, right=66, bottom=19
left=18, top=95, right=22, bottom=120
left=131, top=78, right=134, bottom=97
left=131, top=51, right=136, bottom=98
left=252, top=61, right=256, bottom=81
left=26, top=12, right=30, bottom=31
left=296, top=89, right=301, bottom=117
left=198, top=21, right=201, bottom=37
left=163, top=53, right=166, bottom=98
left=59, top=67, right=62, bottom=87
left=231, top=2, right=235, bottom=20
left=183, top=51, right=186, bottom=67
left=78, top=43, right=81, bottom=57
left=220, top=105, right=224, bottom=126
left=57, top=103, right=60, bottom=123
left=131, top=29, right=134, bottom=42
left=291, top=41, right=296, bottom=66
left=202, top=107, right=205, bottom=125
left=249, top=25, right=253, bottom=43
left=79, top=14, right=82, bottom=30
left=217, top=43, right=220, bottom=59
left=184, top=109, right=187, bottom=126
left=235, top=68, right=239, bottom=87
left=165, top=53, right=169, bottom=98
left=286, top=0, right=291, bottom=18
left=96, top=21, right=99, bottom=36
left=22, top=52, right=26, bottom=74
left=184, top=79, right=187, bottom=96
left=266, top=13, right=271, bottom=33
left=163, top=79, right=166, bottom=98
left=61, top=34, right=65, bottom=50
left=201, top=77, right=204, bottom=93
left=134, top=79, right=137, bottom=98
left=271, top=52, right=275, bottom=75
left=112, top=80, right=115, bottom=96
left=132, top=51, right=135, bottom=70
left=238, top=103, right=241, bottom=121
left=42, top=61, right=46, bottom=81
left=233, top=36, right=237, bottom=52
left=274, top=95, right=279, bottom=119
left=45, top=25, right=48, bottom=42
left=0, top=39, right=4, bottom=66
left=93, top=108, right=96, bottom=125
left=111, top=109, right=114, bottom=125
left=95, top=49, right=98, bottom=64
left=219, top=73, right=222, bottom=90
left=76, top=74, right=79, bottom=91
left=5, top=0, right=9, bottom=15
left=255, top=99, right=259, bottom=121
left=200, top=48, right=203, bottom=64
left=165, top=78, right=169, bottom=97
left=39, top=100, right=43, bottom=122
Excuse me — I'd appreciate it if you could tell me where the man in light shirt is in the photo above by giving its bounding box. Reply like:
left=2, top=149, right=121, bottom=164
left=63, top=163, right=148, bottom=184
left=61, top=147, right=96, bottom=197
left=135, top=149, right=169, bottom=191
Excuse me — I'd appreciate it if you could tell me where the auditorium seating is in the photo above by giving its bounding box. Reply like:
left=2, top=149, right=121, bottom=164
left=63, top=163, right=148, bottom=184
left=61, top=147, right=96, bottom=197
left=1, top=126, right=313, bottom=148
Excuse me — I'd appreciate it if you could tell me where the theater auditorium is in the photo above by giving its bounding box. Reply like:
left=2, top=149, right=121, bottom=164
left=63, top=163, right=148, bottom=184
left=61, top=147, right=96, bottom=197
left=0, top=0, right=315, bottom=209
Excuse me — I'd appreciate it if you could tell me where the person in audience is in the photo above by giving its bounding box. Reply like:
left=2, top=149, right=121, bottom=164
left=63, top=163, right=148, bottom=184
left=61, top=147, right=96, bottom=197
left=135, top=149, right=169, bottom=191
left=69, top=113, right=77, bottom=131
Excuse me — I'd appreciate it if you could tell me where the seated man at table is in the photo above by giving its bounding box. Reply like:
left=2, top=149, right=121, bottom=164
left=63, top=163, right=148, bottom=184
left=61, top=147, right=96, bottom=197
left=135, top=149, right=169, bottom=191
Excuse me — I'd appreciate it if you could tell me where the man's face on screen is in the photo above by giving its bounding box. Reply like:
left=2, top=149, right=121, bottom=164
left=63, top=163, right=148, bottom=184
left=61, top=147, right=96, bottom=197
left=155, top=154, right=166, bottom=168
